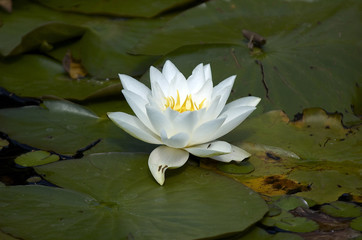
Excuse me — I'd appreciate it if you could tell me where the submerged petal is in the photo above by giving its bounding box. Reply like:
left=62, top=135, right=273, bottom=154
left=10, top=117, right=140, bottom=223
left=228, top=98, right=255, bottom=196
left=210, top=144, right=250, bottom=162
left=119, top=74, right=150, bottom=101
left=107, top=112, right=161, bottom=144
left=185, top=141, right=232, bottom=157
left=148, top=146, right=189, bottom=185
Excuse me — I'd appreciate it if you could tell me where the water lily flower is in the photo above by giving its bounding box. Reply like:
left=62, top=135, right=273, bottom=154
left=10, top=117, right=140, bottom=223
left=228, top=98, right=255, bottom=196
left=108, top=60, right=260, bottom=185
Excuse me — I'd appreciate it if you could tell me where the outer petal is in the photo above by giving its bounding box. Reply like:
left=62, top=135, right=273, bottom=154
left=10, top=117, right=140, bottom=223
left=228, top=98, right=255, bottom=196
left=188, top=117, right=226, bottom=146
left=222, top=96, right=261, bottom=113
left=119, top=74, right=150, bottom=102
left=212, top=106, right=256, bottom=140
left=148, top=146, right=189, bottom=185
left=185, top=141, right=231, bottom=157
left=210, top=144, right=250, bottom=162
left=107, top=112, right=161, bottom=144
left=207, top=75, right=236, bottom=119
left=161, top=130, right=190, bottom=148
left=122, top=89, right=155, bottom=133
left=150, top=66, right=169, bottom=96
left=146, top=106, right=172, bottom=135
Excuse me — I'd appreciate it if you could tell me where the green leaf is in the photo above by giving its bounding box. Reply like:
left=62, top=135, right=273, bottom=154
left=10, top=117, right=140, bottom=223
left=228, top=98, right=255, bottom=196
left=0, top=0, right=163, bottom=78
left=202, top=109, right=362, bottom=203
left=15, top=151, right=60, bottom=167
left=262, top=210, right=319, bottom=233
left=135, top=0, right=361, bottom=123
left=0, top=153, right=268, bottom=239
left=350, top=216, right=362, bottom=231
left=321, top=201, right=362, bottom=218
left=0, top=55, right=118, bottom=99
left=272, top=195, right=309, bottom=211
left=35, top=0, right=196, bottom=18
left=0, top=99, right=152, bottom=155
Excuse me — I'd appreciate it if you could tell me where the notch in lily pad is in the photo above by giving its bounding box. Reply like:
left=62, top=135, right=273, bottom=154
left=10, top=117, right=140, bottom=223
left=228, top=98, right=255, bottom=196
left=15, top=151, right=60, bottom=167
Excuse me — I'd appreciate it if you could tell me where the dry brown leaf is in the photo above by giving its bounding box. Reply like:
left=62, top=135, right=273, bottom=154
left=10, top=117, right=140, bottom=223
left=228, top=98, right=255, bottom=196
left=62, top=51, right=88, bottom=79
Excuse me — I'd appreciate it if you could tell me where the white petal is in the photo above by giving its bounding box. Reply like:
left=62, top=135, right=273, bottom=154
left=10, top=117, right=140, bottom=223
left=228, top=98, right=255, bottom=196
left=119, top=74, right=150, bottom=102
left=210, top=75, right=236, bottom=118
left=161, top=130, right=190, bottom=148
left=168, top=71, right=188, bottom=101
left=187, top=63, right=205, bottom=94
left=162, top=60, right=181, bottom=82
left=185, top=141, right=232, bottom=157
left=146, top=106, right=172, bottom=135
left=107, top=112, right=161, bottom=144
left=188, top=117, right=226, bottom=145
left=150, top=66, right=169, bottom=96
left=212, top=106, right=256, bottom=140
left=193, top=79, right=213, bottom=107
left=172, top=110, right=199, bottom=135
left=122, top=89, right=155, bottom=132
left=203, top=64, right=212, bottom=82
left=222, top=96, right=261, bottom=113
left=148, top=146, right=189, bottom=185
left=210, top=144, right=250, bottom=162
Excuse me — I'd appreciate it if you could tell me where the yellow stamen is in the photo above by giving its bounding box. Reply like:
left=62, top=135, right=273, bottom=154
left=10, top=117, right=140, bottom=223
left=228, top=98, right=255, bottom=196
left=164, top=90, right=205, bottom=113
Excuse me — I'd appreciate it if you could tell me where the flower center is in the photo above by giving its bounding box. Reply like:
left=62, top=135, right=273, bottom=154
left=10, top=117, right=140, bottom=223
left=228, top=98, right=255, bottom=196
left=164, top=90, right=206, bottom=113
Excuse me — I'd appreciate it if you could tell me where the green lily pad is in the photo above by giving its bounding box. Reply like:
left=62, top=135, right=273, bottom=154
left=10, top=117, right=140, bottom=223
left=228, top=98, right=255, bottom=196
left=35, top=0, right=195, bottom=18
left=0, top=0, right=162, bottom=78
left=262, top=210, right=319, bottom=233
left=0, top=152, right=268, bottom=239
left=0, top=99, right=152, bottom=155
left=202, top=109, right=362, bottom=203
left=135, top=0, right=361, bottom=123
left=0, top=0, right=89, bottom=57
left=350, top=216, right=362, bottom=231
left=15, top=151, right=60, bottom=167
left=272, top=195, right=309, bottom=211
left=275, top=216, right=319, bottom=233
left=321, top=201, right=362, bottom=218
left=0, top=55, right=118, bottom=99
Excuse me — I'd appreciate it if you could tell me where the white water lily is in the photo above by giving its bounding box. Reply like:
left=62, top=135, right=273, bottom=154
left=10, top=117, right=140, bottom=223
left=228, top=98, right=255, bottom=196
left=108, top=60, right=260, bottom=185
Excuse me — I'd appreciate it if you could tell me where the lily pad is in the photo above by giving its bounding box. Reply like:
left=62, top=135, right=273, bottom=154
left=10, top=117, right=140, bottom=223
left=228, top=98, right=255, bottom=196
left=135, top=0, right=362, bottom=123
left=350, top=216, right=362, bottom=231
left=202, top=108, right=362, bottom=203
left=15, top=151, right=60, bottom=167
left=35, top=0, right=196, bottom=18
left=0, top=152, right=268, bottom=239
left=0, top=99, right=152, bottom=155
left=262, top=210, right=319, bottom=233
left=272, top=195, right=309, bottom=211
left=0, top=0, right=162, bottom=78
left=321, top=201, right=362, bottom=218
left=0, top=55, right=118, bottom=99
